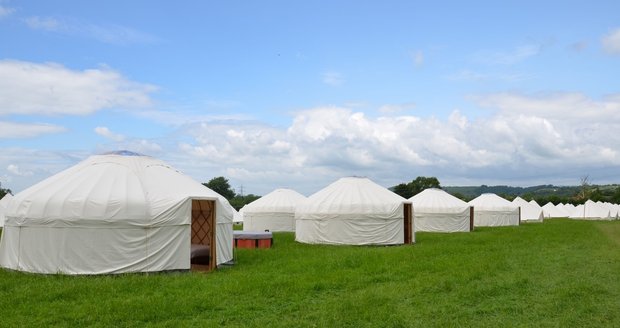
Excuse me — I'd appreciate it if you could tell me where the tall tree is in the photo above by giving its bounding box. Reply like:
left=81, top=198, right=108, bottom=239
left=203, top=177, right=235, bottom=200
left=0, top=182, right=12, bottom=199
left=392, top=176, right=441, bottom=198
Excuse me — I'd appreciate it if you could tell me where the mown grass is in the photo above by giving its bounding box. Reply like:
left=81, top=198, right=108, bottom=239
left=0, top=219, right=619, bottom=327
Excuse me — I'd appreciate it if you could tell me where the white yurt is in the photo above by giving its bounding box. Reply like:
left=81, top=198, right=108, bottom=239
left=542, top=202, right=569, bottom=218
left=232, top=208, right=243, bottom=225
left=562, top=203, right=576, bottom=215
left=408, top=188, right=472, bottom=233
left=0, top=193, right=14, bottom=228
left=0, top=151, right=234, bottom=274
left=241, top=188, right=306, bottom=232
left=569, top=200, right=612, bottom=220
left=468, top=193, right=520, bottom=227
left=512, top=197, right=544, bottom=222
left=295, top=177, right=412, bottom=245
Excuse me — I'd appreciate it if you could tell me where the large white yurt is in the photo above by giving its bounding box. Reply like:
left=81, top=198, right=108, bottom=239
left=408, top=188, right=472, bottom=233
left=241, top=188, right=306, bottom=232
left=569, top=200, right=612, bottom=220
left=295, top=177, right=412, bottom=245
left=0, top=193, right=14, bottom=228
left=468, top=193, right=520, bottom=227
left=512, top=197, right=544, bottom=222
left=0, top=151, right=234, bottom=275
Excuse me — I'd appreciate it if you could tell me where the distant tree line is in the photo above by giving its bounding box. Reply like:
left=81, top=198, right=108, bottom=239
left=393, top=176, right=620, bottom=205
left=202, top=176, right=260, bottom=211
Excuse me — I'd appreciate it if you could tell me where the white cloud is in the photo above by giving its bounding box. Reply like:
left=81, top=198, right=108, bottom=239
left=412, top=50, right=424, bottom=67
left=473, top=92, right=620, bottom=122
left=476, top=44, right=541, bottom=65
left=602, top=28, right=620, bottom=55
left=173, top=94, right=620, bottom=194
left=7, top=164, right=33, bottom=177
left=322, top=71, right=344, bottom=86
left=94, top=126, right=125, bottom=142
left=23, top=16, right=159, bottom=45
left=4, top=94, right=620, bottom=196
left=0, top=60, right=157, bottom=116
left=0, top=121, right=65, bottom=138
left=0, top=5, right=15, bottom=19
left=24, top=16, right=61, bottom=30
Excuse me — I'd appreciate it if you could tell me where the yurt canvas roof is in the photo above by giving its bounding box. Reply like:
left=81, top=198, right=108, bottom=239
left=0, top=193, right=13, bottom=228
left=469, top=193, right=518, bottom=210
left=409, top=188, right=469, bottom=214
left=241, top=188, right=306, bottom=232
left=242, top=188, right=306, bottom=213
left=295, top=177, right=408, bottom=245
left=0, top=151, right=234, bottom=274
left=408, top=188, right=471, bottom=233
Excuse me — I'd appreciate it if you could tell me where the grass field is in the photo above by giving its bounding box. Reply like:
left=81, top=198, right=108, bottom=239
left=0, top=219, right=619, bottom=327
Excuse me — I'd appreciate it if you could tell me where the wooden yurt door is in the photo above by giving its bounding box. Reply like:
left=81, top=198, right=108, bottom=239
left=403, top=203, right=413, bottom=244
left=191, top=199, right=217, bottom=271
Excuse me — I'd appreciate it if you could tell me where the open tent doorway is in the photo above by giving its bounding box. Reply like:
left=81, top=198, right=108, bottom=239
left=191, top=199, right=217, bottom=272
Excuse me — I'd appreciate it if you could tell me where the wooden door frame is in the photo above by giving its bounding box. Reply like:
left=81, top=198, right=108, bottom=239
left=403, top=203, right=413, bottom=244
left=191, top=199, right=217, bottom=272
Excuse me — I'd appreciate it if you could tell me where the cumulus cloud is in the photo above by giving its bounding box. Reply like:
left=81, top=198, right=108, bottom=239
left=0, top=60, right=157, bottom=116
left=322, top=71, right=344, bottom=86
left=0, top=121, right=66, bottom=138
left=23, top=16, right=159, bottom=45
left=94, top=126, right=125, bottom=142
left=602, top=28, right=620, bottom=55
left=174, top=94, right=620, bottom=194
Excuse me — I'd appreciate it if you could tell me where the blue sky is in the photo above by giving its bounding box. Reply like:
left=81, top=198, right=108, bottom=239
left=1, top=0, right=620, bottom=196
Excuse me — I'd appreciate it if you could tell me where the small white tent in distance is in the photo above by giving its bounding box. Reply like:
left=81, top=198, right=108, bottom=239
left=0, top=151, right=234, bottom=275
left=241, top=188, right=306, bottom=232
left=512, top=197, right=544, bottom=222
left=542, top=202, right=569, bottom=218
left=468, top=193, right=520, bottom=227
left=295, top=177, right=413, bottom=245
left=569, top=200, right=612, bottom=220
left=408, top=188, right=473, bottom=233
left=0, top=193, right=14, bottom=228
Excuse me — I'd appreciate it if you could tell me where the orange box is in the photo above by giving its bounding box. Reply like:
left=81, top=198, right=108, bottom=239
left=257, top=239, right=272, bottom=248
left=236, top=239, right=256, bottom=248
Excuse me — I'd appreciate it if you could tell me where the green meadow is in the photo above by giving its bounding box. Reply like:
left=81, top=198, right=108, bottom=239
left=0, top=219, right=619, bottom=327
